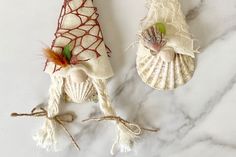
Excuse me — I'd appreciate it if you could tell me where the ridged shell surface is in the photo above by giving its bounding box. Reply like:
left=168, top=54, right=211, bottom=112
left=136, top=0, right=199, bottom=90
left=141, top=24, right=166, bottom=53
left=64, top=77, right=97, bottom=103
left=136, top=44, right=195, bottom=90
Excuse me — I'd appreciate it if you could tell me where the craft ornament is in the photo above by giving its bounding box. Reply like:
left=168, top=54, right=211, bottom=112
left=136, top=0, right=200, bottom=90
left=11, top=0, right=159, bottom=154
left=38, top=0, right=139, bottom=153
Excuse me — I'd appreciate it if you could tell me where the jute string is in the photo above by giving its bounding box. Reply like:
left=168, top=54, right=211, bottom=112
left=82, top=115, right=160, bottom=136
left=91, top=79, right=160, bottom=154
left=11, top=107, right=80, bottom=151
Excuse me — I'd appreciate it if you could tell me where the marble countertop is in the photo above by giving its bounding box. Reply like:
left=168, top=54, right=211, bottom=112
left=1, top=0, right=236, bottom=157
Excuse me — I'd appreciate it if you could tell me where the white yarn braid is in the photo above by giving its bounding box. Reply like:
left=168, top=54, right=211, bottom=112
left=33, top=75, right=64, bottom=151
left=92, top=79, right=136, bottom=154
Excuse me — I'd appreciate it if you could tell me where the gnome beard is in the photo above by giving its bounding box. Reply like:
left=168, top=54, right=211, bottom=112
left=34, top=0, right=138, bottom=153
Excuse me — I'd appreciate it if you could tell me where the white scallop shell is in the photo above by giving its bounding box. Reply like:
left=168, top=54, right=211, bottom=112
left=136, top=0, right=200, bottom=90
left=64, top=77, right=97, bottom=103
left=136, top=44, right=195, bottom=90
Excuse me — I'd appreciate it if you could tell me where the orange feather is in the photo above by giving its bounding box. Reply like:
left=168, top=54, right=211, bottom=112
left=43, top=48, right=68, bottom=67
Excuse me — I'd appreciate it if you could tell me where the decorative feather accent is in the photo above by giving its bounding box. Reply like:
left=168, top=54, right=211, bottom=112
left=43, top=48, right=69, bottom=67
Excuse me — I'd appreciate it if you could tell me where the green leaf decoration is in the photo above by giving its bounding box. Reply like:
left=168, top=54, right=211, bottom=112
left=62, top=44, right=72, bottom=63
left=156, top=22, right=166, bottom=35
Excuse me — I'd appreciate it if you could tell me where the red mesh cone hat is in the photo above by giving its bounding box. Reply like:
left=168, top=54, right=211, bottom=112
left=44, top=0, right=113, bottom=79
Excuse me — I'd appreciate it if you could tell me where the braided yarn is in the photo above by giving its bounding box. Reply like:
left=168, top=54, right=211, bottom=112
left=92, top=79, right=137, bottom=154
left=33, top=75, right=64, bottom=151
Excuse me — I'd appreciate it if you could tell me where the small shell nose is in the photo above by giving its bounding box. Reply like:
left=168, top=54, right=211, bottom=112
left=69, top=70, right=88, bottom=84
left=159, top=47, right=175, bottom=63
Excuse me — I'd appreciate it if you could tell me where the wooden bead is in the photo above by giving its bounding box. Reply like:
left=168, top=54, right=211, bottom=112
left=69, top=70, right=88, bottom=84
left=160, top=47, right=175, bottom=62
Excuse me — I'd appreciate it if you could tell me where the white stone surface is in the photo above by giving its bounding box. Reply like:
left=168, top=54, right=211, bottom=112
left=0, top=0, right=236, bottom=156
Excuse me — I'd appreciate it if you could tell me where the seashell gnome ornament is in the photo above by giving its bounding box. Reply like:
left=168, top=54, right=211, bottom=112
left=136, top=0, right=200, bottom=90
left=11, top=0, right=159, bottom=155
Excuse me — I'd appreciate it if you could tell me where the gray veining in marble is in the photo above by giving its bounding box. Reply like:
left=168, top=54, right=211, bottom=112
left=0, top=0, right=236, bottom=157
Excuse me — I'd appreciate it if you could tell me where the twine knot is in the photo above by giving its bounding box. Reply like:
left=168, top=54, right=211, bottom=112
left=82, top=115, right=159, bottom=136
left=11, top=107, right=80, bottom=150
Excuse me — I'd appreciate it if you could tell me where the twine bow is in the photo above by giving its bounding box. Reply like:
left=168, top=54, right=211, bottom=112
left=82, top=115, right=159, bottom=136
left=11, top=107, right=80, bottom=151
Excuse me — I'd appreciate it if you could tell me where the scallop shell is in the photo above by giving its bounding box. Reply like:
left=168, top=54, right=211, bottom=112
left=141, top=24, right=166, bottom=53
left=136, top=44, right=195, bottom=90
left=136, top=0, right=199, bottom=90
left=64, top=77, right=97, bottom=103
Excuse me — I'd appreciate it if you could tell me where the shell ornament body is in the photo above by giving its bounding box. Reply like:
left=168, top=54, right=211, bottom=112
left=136, top=0, right=200, bottom=90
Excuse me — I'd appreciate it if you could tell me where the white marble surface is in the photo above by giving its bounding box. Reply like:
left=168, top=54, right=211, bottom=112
left=1, top=0, right=236, bottom=156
